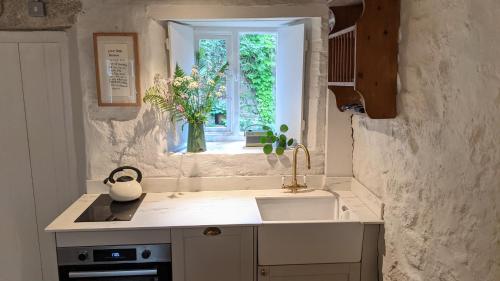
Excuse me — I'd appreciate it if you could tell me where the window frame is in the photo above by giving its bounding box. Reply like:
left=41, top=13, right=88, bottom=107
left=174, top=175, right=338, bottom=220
left=194, top=27, right=278, bottom=142
left=194, top=32, right=234, bottom=136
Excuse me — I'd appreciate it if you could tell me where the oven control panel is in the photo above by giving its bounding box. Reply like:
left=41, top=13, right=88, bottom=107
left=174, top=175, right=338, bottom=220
left=57, top=244, right=171, bottom=265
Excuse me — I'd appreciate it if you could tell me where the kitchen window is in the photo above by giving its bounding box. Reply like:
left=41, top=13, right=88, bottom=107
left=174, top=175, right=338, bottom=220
left=167, top=20, right=306, bottom=151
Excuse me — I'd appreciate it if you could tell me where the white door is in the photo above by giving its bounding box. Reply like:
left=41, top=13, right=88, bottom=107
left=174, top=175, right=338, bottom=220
left=172, top=226, right=255, bottom=281
left=275, top=23, right=305, bottom=144
left=0, top=32, right=79, bottom=281
left=258, top=263, right=361, bottom=281
left=0, top=43, right=43, bottom=281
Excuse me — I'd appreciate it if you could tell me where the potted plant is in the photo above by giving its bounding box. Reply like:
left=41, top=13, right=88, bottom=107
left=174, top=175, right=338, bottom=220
left=144, top=60, right=228, bottom=152
left=260, top=124, right=295, bottom=155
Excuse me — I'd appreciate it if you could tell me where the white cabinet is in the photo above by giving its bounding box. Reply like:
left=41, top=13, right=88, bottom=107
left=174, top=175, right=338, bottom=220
left=0, top=32, right=79, bottom=281
left=258, top=223, right=364, bottom=265
left=0, top=42, right=43, bottom=281
left=172, top=226, right=255, bottom=281
left=258, top=263, right=360, bottom=281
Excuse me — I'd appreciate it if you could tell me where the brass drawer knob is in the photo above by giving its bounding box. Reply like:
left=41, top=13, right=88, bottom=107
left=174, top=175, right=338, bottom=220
left=203, top=227, right=222, bottom=236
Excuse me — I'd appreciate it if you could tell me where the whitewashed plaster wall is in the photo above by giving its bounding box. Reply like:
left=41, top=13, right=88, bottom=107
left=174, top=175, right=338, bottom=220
left=74, top=0, right=335, bottom=180
left=351, top=0, right=500, bottom=280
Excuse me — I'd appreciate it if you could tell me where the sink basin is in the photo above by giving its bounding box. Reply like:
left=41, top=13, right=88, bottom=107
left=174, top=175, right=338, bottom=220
left=256, top=197, right=338, bottom=222
left=256, top=196, right=364, bottom=265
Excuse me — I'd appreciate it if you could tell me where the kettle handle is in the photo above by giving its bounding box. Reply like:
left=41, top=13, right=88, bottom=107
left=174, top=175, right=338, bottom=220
left=103, top=166, right=143, bottom=184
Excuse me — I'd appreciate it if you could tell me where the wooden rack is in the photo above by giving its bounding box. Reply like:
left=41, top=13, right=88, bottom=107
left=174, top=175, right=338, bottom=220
left=329, top=26, right=356, bottom=86
left=328, top=0, right=400, bottom=119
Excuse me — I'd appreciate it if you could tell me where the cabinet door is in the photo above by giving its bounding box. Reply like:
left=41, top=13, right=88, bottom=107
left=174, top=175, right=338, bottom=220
left=0, top=43, right=43, bottom=281
left=19, top=41, right=79, bottom=281
left=258, top=263, right=360, bottom=281
left=172, top=226, right=254, bottom=281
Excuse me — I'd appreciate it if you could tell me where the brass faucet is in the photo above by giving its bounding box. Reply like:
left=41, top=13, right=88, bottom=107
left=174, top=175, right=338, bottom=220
left=282, top=144, right=311, bottom=193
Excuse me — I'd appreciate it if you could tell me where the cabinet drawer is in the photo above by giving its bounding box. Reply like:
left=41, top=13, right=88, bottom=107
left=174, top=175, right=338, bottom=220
left=172, top=226, right=254, bottom=281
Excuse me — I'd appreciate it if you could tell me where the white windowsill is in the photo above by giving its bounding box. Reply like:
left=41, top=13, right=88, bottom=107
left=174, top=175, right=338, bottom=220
left=174, top=141, right=263, bottom=155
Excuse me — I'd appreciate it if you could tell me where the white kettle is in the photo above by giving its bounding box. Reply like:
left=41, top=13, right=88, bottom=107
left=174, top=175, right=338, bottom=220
left=103, top=166, right=143, bottom=202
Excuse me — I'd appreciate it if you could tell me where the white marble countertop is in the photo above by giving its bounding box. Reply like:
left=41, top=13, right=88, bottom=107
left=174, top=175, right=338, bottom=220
left=46, top=189, right=382, bottom=233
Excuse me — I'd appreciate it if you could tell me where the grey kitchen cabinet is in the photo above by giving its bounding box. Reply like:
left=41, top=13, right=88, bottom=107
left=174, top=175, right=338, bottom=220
left=258, top=263, right=361, bottom=281
left=172, top=226, right=255, bottom=281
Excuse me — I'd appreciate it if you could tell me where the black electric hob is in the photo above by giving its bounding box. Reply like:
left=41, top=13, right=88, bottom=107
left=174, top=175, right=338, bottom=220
left=75, top=194, right=146, bottom=222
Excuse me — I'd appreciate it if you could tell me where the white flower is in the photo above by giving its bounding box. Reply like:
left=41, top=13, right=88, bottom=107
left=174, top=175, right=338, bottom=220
left=188, top=81, right=199, bottom=90
left=191, top=67, right=198, bottom=76
left=183, top=76, right=193, bottom=82
left=158, top=78, right=168, bottom=86
left=208, top=79, right=215, bottom=86
left=215, top=91, right=223, bottom=98
left=173, top=77, right=183, bottom=87
left=217, top=72, right=224, bottom=78
left=219, top=85, right=226, bottom=92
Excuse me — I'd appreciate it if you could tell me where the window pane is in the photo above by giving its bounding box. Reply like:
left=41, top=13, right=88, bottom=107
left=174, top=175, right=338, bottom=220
left=198, top=39, right=228, bottom=128
left=239, top=33, right=277, bottom=132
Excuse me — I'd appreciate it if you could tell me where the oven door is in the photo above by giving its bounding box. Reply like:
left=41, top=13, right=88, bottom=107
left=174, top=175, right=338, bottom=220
left=59, top=263, right=171, bottom=281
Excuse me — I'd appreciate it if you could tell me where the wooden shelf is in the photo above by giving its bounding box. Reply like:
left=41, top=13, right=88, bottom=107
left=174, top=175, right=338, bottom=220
left=328, top=0, right=363, bottom=6
left=328, top=0, right=400, bottom=119
left=328, top=82, right=355, bottom=87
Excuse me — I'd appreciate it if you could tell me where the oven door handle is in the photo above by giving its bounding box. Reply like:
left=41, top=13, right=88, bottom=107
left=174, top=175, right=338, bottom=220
left=68, top=269, right=157, bottom=278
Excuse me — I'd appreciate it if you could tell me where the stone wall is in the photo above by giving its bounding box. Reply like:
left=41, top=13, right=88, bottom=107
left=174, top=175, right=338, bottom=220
left=74, top=0, right=329, bottom=180
left=0, top=0, right=81, bottom=30
left=352, top=0, right=500, bottom=280
left=0, top=0, right=336, bottom=180
left=3, top=0, right=498, bottom=280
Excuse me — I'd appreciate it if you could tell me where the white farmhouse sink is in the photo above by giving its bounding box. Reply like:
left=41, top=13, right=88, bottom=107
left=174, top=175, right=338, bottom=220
left=256, top=196, right=364, bottom=265
left=256, top=197, right=338, bottom=222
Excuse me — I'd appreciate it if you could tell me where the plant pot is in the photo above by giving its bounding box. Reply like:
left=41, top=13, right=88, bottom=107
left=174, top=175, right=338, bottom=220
left=187, top=122, right=206, bottom=153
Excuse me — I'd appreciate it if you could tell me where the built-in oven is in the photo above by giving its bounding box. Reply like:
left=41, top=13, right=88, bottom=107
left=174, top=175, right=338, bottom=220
left=57, top=244, right=171, bottom=281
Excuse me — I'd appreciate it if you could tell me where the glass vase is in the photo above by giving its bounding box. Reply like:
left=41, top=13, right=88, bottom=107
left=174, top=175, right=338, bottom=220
left=187, top=122, right=206, bottom=153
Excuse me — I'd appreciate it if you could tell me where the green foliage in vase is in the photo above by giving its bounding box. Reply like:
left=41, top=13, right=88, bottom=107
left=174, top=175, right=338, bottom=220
left=143, top=55, right=228, bottom=125
left=260, top=124, right=295, bottom=156
left=240, top=34, right=276, bottom=126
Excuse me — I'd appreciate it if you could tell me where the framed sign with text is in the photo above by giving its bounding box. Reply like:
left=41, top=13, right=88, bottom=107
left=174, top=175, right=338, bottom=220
left=93, top=33, right=140, bottom=106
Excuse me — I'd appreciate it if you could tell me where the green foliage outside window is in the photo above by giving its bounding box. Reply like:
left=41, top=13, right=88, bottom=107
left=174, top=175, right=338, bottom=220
left=198, top=34, right=277, bottom=131
left=199, top=39, right=228, bottom=127
left=239, top=34, right=276, bottom=128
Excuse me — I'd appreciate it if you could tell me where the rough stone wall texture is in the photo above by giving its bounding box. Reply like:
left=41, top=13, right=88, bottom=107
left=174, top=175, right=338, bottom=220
left=0, top=0, right=324, bottom=31
left=0, top=0, right=330, bottom=179
left=74, top=0, right=328, bottom=179
left=0, top=0, right=81, bottom=30
left=352, top=0, right=500, bottom=280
